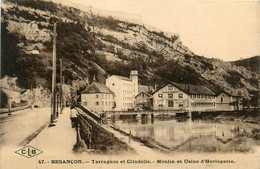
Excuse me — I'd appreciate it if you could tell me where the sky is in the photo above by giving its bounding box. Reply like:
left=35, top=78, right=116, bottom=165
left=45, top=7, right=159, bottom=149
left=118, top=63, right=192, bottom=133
left=53, top=0, right=260, bottom=61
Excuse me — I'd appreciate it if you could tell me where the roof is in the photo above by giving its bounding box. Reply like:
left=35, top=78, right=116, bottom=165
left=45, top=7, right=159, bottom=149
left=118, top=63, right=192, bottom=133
left=135, top=91, right=151, bottom=98
left=110, top=75, right=132, bottom=81
left=138, top=85, right=150, bottom=93
left=216, top=90, right=242, bottom=97
left=81, top=82, right=114, bottom=94
left=153, top=82, right=215, bottom=96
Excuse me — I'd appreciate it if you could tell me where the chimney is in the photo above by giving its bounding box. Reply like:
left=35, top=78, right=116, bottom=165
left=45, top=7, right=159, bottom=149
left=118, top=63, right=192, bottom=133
left=154, top=84, right=158, bottom=91
left=93, top=74, right=96, bottom=82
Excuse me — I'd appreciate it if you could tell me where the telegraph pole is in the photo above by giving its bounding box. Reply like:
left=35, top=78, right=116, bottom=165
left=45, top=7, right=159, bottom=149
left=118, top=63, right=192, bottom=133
left=60, top=59, right=63, bottom=114
left=49, top=22, right=57, bottom=127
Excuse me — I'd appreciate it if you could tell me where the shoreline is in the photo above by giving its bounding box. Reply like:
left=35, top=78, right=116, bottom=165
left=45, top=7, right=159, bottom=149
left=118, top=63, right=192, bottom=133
left=196, top=109, right=260, bottom=124
left=109, top=111, right=260, bottom=153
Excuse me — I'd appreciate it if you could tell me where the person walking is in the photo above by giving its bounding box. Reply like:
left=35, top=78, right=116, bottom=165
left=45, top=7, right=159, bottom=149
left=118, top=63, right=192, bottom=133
left=70, top=106, right=78, bottom=128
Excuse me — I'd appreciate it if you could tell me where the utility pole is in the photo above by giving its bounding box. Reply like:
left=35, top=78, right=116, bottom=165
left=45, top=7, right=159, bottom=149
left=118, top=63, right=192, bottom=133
left=63, top=76, right=66, bottom=107
left=56, top=93, right=59, bottom=118
left=49, top=22, right=57, bottom=127
left=8, top=97, right=12, bottom=115
left=60, top=59, right=63, bottom=114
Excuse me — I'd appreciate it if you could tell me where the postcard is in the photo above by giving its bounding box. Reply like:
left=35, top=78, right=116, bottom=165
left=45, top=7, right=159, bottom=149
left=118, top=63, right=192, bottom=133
left=1, top=0, right=259, bottom=169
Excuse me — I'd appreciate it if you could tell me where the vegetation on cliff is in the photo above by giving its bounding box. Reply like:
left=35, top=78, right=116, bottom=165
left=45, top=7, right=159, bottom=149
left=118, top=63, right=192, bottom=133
left=1, top=0, right=258, bottom=100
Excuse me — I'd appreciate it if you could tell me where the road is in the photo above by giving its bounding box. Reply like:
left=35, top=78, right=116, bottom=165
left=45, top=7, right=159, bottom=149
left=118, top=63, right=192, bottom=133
left=0, top=108, right=51, bottom=147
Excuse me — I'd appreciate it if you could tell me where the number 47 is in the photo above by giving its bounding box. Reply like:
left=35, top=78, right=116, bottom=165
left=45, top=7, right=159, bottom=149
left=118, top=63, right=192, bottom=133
left=38, top=160, right=45, bottom=164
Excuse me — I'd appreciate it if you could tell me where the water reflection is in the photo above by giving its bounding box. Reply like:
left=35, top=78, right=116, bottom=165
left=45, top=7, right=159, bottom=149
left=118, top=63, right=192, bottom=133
left=108, top=116, right=259, bottom=153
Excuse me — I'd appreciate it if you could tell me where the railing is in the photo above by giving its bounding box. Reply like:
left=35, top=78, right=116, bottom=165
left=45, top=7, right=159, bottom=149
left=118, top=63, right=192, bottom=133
left=75, top=105, right=102, bottom=124
left=76, top=112, right=92, bottom=148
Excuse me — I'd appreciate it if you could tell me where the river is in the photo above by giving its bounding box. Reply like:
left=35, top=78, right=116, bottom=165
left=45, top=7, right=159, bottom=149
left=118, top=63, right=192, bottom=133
left=108, top=115, right=260, bottom=153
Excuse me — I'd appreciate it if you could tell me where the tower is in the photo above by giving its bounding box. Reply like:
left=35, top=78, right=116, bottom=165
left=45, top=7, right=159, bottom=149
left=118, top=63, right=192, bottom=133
left=130, top=70, right=138, bottom=97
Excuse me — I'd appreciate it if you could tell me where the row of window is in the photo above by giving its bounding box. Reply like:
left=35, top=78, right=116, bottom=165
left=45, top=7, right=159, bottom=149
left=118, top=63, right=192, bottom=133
left=123, top=83, right=133, bottom=87
left=190, top=95, right=215, bottom=99
left=158, top=93, right=183, bottom=99
left=158, top=93, right=215, bottom=99
left=191, top=102, right=215, bottom=107
left=158, top=101, right=183, bottom=108
left=123, top=96, right=132, bottom=100
left=123, top=90, right=132, bottom=94
left=83, top=101, right=114, bottom=106
left=123, top=103, right=132, bottom=107
left=94, top=94, right=113, bottom=99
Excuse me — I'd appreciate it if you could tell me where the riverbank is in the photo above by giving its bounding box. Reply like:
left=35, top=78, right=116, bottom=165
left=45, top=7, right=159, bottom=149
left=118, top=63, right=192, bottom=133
left=75, top=116, right=135, bottom=155
left=108, top=110, right=260, bottom=154
left=197, top=109, right=260, bottom=124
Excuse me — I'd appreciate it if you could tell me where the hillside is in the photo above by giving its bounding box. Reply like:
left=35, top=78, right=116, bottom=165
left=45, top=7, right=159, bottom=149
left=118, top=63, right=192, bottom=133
left=232, top=56, right=260, bottom=74
left=1, top=0, right=258, bottom=97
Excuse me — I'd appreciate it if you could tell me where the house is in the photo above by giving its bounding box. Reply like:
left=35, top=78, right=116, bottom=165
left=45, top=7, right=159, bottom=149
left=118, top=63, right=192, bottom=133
left=153, top=82, right=216, bottom=112
left=81, top=81, right=115, bottom=112
left=215, top=91, right=243, bottom=111
left=135, top=91, right=151, bottom=110
left=106, top=70, right=138, bottom=111
left=0, top=76, right=22, bottom=104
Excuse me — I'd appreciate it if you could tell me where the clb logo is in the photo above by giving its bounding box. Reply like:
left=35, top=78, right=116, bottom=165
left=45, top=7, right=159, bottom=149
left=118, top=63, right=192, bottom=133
left=15, top=146, right=43, bottom=158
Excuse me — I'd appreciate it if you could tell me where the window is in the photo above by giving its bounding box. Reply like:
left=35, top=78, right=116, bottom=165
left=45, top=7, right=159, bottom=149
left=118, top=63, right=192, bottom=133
left=221, top=97, right=223, bottom=102
left=112, top=83, right=115, bottom=86
left=178, top=93, right=183, bottom=98
left=96, top=95, right=99, bottom=98
left=168, top=94, right=173, bottom=98
left=142, top=93, right=144, bottom=98
left=168, top=100, right=174, bottom=107
left=159, top=104, right=163, bottom=107
left=96, top=102, right=99, bottom=105
left=179, top=103, right=183, bottom=107
left=168, top=85, right=173, bottom=90
left=158, top=94, right=163, bottom=98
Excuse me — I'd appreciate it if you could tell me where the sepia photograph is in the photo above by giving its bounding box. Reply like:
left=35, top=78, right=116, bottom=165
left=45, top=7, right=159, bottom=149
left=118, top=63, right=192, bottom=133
left=0, top=0, right=259, bottom=169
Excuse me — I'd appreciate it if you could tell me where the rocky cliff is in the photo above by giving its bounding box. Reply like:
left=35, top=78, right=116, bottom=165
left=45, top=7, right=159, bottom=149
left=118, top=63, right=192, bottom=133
left=1, top=0, right=258, bottom=98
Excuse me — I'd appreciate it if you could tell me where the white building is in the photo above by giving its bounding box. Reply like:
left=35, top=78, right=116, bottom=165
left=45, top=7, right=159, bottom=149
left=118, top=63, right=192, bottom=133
left=106, top=70, right=138, bottom=111
left=81, top=82, right=115, bottom=112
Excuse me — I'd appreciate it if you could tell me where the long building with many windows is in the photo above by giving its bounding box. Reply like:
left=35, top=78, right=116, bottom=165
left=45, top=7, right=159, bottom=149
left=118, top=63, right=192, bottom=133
left=153, top=82, right=216, bottom=112
left=106, top=71, right=138, bottom=111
